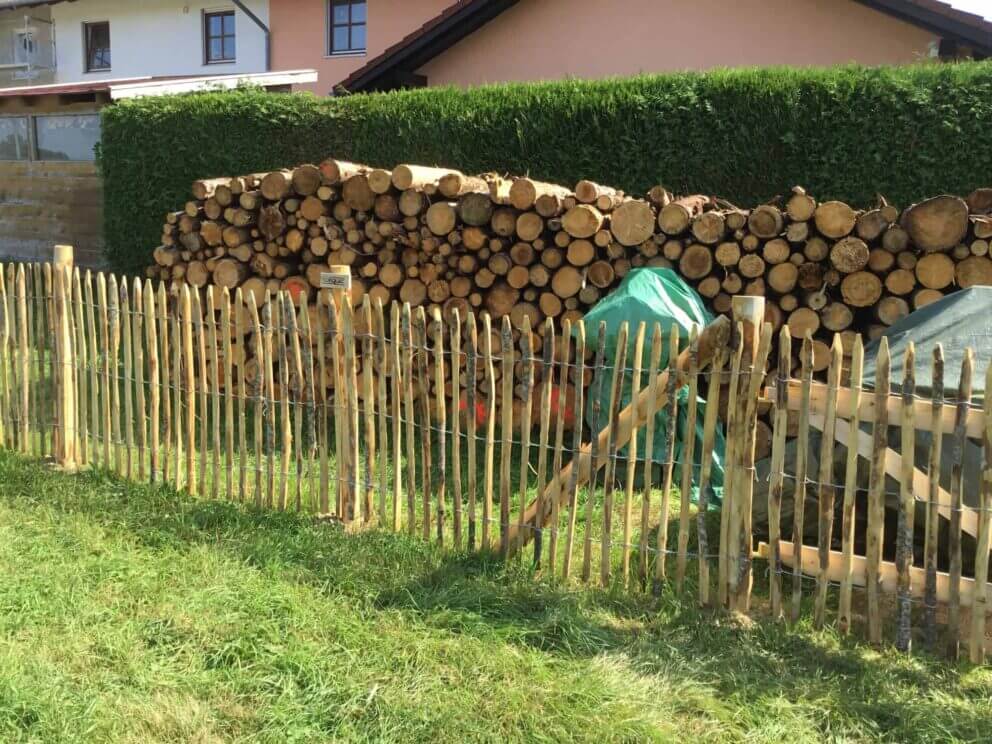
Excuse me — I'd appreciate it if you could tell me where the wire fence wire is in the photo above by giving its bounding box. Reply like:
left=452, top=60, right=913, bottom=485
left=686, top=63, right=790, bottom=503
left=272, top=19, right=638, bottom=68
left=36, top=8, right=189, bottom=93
left=1, top=261, right=991, bottom=662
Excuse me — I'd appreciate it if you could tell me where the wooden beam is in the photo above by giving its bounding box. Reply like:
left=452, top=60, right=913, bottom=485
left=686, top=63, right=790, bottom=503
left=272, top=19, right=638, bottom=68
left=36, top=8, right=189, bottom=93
left=506, top=314, right=732, bottom=555
left=757, top=540, right=991, bottom=608
left=809, top=410, right=979, bottom=540
left=770, top=379, right=984, bottom=438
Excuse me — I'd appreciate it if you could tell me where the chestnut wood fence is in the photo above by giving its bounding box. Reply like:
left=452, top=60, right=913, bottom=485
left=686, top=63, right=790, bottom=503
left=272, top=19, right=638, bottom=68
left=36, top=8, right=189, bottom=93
left=1, top=247, right=990, bottom=662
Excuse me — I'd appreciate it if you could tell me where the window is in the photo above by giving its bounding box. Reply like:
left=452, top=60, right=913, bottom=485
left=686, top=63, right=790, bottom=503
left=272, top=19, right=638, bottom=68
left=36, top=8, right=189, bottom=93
left=205, top=10, right=236, bottom=64
left=83, top=21, right=111, bottom=72
left=34, top=115, right=101, bottom=161
left=0, top=118, right=29, bottom=160
left=328, top=1, right=366, bottom=55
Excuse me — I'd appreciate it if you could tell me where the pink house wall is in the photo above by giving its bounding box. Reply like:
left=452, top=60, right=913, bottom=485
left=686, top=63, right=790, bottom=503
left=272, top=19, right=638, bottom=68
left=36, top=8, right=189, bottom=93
left=418, top=0, right=939, bottom=87
left=270, top=0, right=451, bottom=94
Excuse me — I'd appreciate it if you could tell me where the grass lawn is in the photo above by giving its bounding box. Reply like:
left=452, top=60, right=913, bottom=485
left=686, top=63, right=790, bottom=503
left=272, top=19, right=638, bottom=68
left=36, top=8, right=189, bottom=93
left=0, top=451, right=989, bottom=742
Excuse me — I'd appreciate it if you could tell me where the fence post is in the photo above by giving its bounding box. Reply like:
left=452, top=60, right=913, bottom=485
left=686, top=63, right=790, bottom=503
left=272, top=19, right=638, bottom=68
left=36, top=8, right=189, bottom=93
left=730, top=295, right=765, bottom=611
left=52, top=245, right=77, bottom=471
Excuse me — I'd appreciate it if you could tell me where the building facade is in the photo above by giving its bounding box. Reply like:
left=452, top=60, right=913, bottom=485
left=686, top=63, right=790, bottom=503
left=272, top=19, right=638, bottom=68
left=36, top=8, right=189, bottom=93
left=0, top=0, right=270, bottom=88
left=327, top=0, right=992, bottom=93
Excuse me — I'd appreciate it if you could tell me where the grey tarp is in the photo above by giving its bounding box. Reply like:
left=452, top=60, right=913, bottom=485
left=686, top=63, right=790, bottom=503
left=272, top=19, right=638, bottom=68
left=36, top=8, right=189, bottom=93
left=753, top=288, right=991, bottom=553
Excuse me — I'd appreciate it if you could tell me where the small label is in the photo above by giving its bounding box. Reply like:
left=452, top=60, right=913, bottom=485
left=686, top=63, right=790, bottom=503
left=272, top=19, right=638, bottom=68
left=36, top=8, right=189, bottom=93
left=319, top=272, right=352, bottom=290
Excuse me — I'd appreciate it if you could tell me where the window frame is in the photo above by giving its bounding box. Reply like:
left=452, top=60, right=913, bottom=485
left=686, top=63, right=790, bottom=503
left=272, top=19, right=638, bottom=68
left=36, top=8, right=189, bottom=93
left=203, top=9, right=237, bottom=65
left=0, top=115, right=32, bottom=161
left=82, top=20, right=111, bottom=73
left=326, top=0, right=366, bottom=58
left=31, top=112, right=102, bottom=163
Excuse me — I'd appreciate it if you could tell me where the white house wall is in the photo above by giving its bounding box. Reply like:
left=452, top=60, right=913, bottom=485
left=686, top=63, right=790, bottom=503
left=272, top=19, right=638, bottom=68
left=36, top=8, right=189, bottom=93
left=51, top=0, right=269, bottom=83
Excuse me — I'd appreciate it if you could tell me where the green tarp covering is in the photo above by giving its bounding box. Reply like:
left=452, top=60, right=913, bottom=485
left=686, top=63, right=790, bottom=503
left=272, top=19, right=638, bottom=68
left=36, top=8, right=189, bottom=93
left=580, top=269, right=725, bottom=506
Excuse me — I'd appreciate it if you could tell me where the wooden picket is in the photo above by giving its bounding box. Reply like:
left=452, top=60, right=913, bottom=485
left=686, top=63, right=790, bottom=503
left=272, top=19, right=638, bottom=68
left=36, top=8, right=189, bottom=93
left=4, top=248, right=992, bottom=663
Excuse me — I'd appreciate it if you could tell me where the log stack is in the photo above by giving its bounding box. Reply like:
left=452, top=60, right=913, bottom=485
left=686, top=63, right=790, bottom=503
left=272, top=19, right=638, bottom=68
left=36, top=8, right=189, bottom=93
left=149, top=159, right=992, bottom=433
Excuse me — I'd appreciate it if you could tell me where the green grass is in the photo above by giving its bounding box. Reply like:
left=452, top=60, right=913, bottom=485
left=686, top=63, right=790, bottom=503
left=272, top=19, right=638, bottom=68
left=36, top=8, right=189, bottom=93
left=0, top=452, right=989, bottom=742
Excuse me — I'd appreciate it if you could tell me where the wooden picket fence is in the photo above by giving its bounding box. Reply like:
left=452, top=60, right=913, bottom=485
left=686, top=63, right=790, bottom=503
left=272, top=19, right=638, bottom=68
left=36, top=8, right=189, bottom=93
left=1, top=247, right=990, bottom=663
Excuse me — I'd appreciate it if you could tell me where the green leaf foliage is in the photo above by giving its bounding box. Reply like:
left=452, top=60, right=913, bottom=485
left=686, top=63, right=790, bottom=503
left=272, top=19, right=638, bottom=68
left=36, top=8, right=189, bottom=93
left=101, top=62, right=992, bottom=274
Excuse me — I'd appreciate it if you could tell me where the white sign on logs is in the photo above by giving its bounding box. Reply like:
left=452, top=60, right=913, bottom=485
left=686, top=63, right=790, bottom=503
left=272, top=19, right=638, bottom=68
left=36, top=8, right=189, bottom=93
left=319, top=272, right=352, bottom=290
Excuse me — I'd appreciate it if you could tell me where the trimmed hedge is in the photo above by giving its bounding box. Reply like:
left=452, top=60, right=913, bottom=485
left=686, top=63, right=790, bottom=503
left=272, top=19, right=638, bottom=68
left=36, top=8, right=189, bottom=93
left=101, top=61, right=992, bottom=273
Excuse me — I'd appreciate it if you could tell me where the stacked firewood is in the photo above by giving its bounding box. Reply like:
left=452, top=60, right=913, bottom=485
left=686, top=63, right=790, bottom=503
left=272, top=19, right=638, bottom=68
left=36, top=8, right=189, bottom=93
left=149, top=159, right=992, bottom=430
left=152, top=160, right=672, bottom=333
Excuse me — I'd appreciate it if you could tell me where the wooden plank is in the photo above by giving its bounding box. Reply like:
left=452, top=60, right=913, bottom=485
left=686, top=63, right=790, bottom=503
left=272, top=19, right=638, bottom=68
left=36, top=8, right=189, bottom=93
left=315, top=293, right=329, bottom=514
left=0, top=264, right=8, bottom=451
left=157, top=283, right=171, bottom=484
left=207, top=288, right=221, bottom=499
left=970, top=360, right=992, bottom=663
left=657, top=325, right=680, bottom=587
left=171, top=287, right=183, bottom=490
left=375, top=299, right=389, bottom=526
left=278, top=293, right=291, bottom=510
left=15, top=265, right=27, bottom=454
left=838, top=335, right=863, bottom=634
left=947, top=349, right=973, bottom=658
left=414, top=307, right=432, bottom=535
left=719, top=325, right=744, bottom=607
left=390, top=302, right=403, bottom=530
left=263, top=296, right=277, bottom=508
left=108, top=275, right=121, bottom=474
left=329, top=298, right=346, bottom=516
left=601, top=322, right=629, bottom=587
left=131, top=279, right=148, bottom=482
left=450, top=308, right=463, bottom=550
left=515, top=317, right=534, bottom=560
left=676, top=325, right=700, bottom=592
left=34, top=264, right=46, bottom=458
left=193, top=289, right=209, bottom=496
left=73, top=271, right=88, bottom=466
left=120, top=281, right=134, bottom=480
left=866, top=337, right=890, bottom=645
left=432, top=307, right=446, bottom=543
left=499, top=315, right=514, bottom=557
left=562, top=320, right=585, bottom=581
left=767, top=327, right=791, bottom=620
left=583, top=322, right=608, bottom=583
left=481, top=313, right=496, bottom=552
left=923, top=345, right=943, bottom=651
left=401, top=303, right=416, bottom=533
left=181, top=285, right=197, bottom=494
left=286, top=294, right=305, bottom=511
left=143, top=280, right=158, bottom=483
left=345, top=301, right=362, bottom=521
left=896, top=341, right=924, bottom=652
left=695, top=343, right=725, bottom=608
left=790, top=334, right=813, bottom=625
left=465, top=311, right=478, bottom=550
left=97, top=273, right=111, bottom=467
left=811, top=413, right=977, bottom=541
left=814, top=336, right=843, bottom=628
left=623, top=322, right=644, bottom=587
left=734, top=320, right=773, bottom=611
left=247, top=294, right=263, bottom=507
left=133, top=280, right=146, bottom=482
left=0, top=265, right=11, bottom=451
left=549, top=318, right=568, bottom=576
left=535, top=319, right=555, bottom=568
left=758, top=541, right=992, bottom=608
left=221, top=288, right=234, bottom=501
left=774, top=379, right=985, bottom=438
left=300, top=296, right=317, bottom=511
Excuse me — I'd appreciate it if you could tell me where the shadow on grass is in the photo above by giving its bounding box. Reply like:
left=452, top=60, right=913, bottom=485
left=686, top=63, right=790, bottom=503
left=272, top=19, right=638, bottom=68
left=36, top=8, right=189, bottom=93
left=3, top=454, right=989, bottom=741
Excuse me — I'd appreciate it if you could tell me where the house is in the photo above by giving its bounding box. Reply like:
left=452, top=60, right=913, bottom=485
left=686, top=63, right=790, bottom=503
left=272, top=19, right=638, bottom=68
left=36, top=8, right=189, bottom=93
left=0, top=0, right=271, bottom=87
left=267, top=0, right=991, bottom=94
left=0, top=0, right=320, bottom=265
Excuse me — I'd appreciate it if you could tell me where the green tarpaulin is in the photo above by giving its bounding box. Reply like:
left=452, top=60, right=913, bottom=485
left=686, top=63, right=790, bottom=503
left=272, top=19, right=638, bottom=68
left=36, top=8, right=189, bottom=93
left=580, top=269, right=725, bottom=506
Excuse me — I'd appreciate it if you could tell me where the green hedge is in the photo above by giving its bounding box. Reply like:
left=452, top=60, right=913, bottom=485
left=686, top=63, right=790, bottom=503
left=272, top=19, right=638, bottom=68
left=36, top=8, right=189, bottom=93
left=101, top=61, right=992, bottom=273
